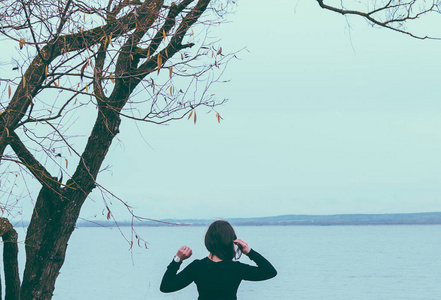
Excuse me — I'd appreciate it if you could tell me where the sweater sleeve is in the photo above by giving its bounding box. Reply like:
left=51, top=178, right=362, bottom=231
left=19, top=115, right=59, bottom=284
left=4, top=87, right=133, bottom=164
left=160, top=260, right=196, bottom=293
left=239, top=249, right=277, bottom=281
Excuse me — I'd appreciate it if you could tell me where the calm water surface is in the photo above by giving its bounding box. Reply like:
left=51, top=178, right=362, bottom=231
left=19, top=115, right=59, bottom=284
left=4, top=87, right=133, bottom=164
left=15, top=225, right=441, bottom=299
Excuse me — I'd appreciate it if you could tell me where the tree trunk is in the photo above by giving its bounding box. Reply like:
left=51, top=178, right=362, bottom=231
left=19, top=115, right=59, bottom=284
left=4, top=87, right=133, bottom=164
left=20, top=187, right=75, bottom=300
left=20, top=103, right=123, bottom=299
left=0, top=218, right=20, bottom=300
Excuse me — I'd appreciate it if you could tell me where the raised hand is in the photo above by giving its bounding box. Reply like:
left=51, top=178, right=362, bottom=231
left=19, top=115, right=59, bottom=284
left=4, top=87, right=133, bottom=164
left=176, top=246, right=193, bottom=261
left=233, top=239, right=250, bottom=255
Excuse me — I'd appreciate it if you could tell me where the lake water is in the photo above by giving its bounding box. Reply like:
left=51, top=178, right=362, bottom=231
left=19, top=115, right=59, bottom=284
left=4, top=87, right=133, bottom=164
left=12, top=225, right=441, bottom=299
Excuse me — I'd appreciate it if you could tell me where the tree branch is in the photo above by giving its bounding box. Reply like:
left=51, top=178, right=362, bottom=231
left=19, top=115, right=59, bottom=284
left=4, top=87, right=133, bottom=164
left=316, top=0, right=441, bottom=40
left=111, top=0, right=164, bottom=98
left=0, top=0, right=162, bottom=158
left=6, top=131, right=58, bottom=189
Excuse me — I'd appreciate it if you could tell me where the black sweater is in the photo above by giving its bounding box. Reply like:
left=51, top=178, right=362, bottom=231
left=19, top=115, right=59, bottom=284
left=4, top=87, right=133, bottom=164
left=160, top=249, right=277, bottom=299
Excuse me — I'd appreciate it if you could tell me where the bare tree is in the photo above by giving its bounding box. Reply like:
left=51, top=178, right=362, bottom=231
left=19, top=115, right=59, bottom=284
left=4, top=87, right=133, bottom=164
left=0, top=0, right=233, bottom=298
left=1, top=0, right=439, bottom=298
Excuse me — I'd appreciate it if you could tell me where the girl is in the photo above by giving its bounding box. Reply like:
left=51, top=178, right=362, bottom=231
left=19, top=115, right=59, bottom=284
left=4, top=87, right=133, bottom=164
left=160, top=220, right=277, bottom=299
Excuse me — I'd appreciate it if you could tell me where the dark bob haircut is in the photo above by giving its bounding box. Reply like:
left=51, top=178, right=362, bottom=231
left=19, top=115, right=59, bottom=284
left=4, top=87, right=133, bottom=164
left=204, top=220, right=239, bottom=261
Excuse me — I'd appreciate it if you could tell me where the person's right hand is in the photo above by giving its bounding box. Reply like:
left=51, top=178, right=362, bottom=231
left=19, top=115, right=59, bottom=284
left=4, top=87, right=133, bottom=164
left=176, top=246, right=193, bottom=261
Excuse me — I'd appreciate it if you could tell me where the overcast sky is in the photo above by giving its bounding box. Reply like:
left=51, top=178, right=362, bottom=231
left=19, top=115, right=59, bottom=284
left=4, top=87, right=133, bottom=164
left=75, top=0, right=441, bottom=221
left=4, top=0, right=441, bottom=221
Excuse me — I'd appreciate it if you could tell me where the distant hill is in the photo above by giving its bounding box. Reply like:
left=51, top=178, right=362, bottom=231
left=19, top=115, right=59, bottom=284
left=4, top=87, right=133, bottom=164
left=226, top=212, right=441, bottom=226
left=75, top=212, right=441, bottom=227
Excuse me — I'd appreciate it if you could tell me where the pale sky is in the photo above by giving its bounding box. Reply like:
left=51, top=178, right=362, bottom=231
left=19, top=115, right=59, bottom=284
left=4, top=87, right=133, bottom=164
left=3, top=0, right=441, bottom=221
left=77, top=0, right=441, bottom=221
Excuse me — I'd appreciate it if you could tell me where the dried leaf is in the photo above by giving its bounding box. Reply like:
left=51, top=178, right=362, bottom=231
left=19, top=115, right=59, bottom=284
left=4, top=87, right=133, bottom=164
left=8, top=85, right=11, bottom=98
left=157, top=55, right=162, bottom=74
left=194, top=110, right=197, bottom=124
left=109, top=73, right=115, bottom=83
left=0, top=206, right=3, bottom=213
left=106, top=210, right=111, bottom=220
left=22, top=75, right=25, bottom=88
left=19, top=38, right=25, bottom=49
left=217, top=47, right=222, bottom=55
left=109, top=32, right=113, bottom=46
left=65, top=158, right=68, bottom=168
left=170, top=85, right=174, bottom=95
left=188, top=110, right=193, bottom=119
left=163, top=29, right=166, bottom=39
left=169, top=66, right=173, bottom=79
left=80, top=61, right=88, bottom=81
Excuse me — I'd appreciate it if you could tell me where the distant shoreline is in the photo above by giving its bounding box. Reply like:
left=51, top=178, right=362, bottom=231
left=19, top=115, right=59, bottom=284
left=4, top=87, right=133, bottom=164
left=11, top=212, right=441, bottom=228
left=71, top=212, right=441, bottom=228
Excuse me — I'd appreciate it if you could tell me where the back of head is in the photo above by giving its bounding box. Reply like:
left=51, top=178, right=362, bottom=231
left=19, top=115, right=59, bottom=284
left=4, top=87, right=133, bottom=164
left=204, top=220, right=237, bottom=261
